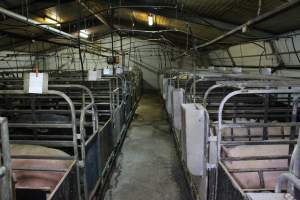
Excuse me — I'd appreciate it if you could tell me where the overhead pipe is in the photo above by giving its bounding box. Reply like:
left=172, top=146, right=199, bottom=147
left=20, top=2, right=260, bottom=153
left=0, top=6, right=92, bottom=45
left=194, top=0, right=300, bottom=50
left=117, top=28, right=186, bottom=34
left=0, top=6, right=122, bottom=56
left=175, top=0, right=300, bottom=59
left=78, top=0, right=113, bottom=29
left=106, top=5, right=177, bottom=11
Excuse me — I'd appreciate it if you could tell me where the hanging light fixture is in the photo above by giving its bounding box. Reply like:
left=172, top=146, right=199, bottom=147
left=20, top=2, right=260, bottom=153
left=148, top=14, right=154, bottom=26
left=79, top=30, right=89, bottom=38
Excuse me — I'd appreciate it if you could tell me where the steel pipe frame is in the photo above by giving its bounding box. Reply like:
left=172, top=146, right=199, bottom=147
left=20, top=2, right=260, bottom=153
left=203, top=80, right=300, bottom=107
left=50, top=84, right=99, bottom=134
left=161, top=73, right=300, bottom=199
left=164, top=77, right=300, bottom=198
left=165, top=74, right=300, bottom=109
left=194, top=89, right=299, bottom=198
left=286, top=94, right=300, bottom=198
left=276, top=172, right=300, bottom=193
left=0, top=77, right=114, bottom=118
left=173, top=72, right=298, bottom=105
left=51, top=76, right=125, bottom=121
left=0, top=71, right=137, bottom=116
left=0, top=75, right=134, bottom=199
left=0, top=117, right=12, bottom=200
left=0, top=84, right=98, bottom=128
left=217, top=89, right=300, bottom=157
left=0, top=71, right=141, bottom=118
left=0, top=89, right=82, bottom=200
left=215, top=89, right=300, bottom=198
left=79, top=99, right=99, bottom=200
left=101, top=75, right=127, bottom=114
left=187, top=78, right=223, bottom=103
left=0, top=84, right=102, bottom=200
left=0, top=90, right=99, bottom=199
left=50, top=84, right=100, bottom=200
left=187, top=80, right=228, bottom=104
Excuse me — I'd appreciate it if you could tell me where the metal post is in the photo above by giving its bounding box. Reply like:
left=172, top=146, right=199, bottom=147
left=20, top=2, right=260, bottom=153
left=0, top=117, right=12, bottom=200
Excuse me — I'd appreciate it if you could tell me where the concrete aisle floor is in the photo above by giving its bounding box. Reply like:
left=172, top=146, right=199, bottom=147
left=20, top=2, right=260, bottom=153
left=104, top=93, right=192, bottom=200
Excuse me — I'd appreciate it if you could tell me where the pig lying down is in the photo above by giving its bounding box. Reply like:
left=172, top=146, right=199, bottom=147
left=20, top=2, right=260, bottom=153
left=218, top=122, right=291, bottom=190
left=222, top=144, right=288, bottom=189
left=11, top=144, right=72, bottom=192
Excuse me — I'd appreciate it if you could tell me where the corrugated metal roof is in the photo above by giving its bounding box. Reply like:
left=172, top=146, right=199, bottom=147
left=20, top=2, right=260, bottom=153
left=0, top=0, right=298, bottom=52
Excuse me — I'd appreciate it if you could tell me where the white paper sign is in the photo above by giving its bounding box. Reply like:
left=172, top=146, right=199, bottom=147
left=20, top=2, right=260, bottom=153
left=260, top=68, right=272, bottom=75
left=116, top=67, right=123, bottom=75
left=103, top=68, right=113, bottom=76
left=88, top=70, right=98, bottom=81
left=29, top=73, right=44, bottom=94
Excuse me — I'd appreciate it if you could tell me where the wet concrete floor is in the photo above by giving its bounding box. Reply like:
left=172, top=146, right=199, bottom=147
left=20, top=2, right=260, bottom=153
left=104, top=93, right=192, bottom=200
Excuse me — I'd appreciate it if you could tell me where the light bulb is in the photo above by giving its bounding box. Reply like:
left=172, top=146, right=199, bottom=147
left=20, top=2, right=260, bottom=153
left=148, top=14, right=154, bottom=26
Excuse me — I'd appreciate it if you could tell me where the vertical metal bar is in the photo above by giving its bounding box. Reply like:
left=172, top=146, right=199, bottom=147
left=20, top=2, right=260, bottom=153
left=47, top=90, right=82, bottom=200
left=30, top=96, right=38, bottom=139
left=109, top=80, right=113, bottom=115
left=231, top=101, right=237, bottom=141
left=263, top=94, right=270, bottom=140
left=120, top=35, right=125, bottom=71
left=290, top=96, right=299, bottom=155
left=294, top=99, right=300, bottom=199
left=0, top=117, right=12, bottom=200
left=116, top=78, right=120, bottom=106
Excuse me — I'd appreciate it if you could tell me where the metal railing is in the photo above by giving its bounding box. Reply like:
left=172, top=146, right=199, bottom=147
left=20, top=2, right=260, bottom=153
left=0, top=117, right=13, bottom=200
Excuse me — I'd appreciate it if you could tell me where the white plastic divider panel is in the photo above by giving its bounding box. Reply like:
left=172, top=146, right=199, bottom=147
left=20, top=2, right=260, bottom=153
left=172, top=88, right=185, bottom=134
left=166, top=85, right=174, bottom=115
left=181, top=104, right=206, bottom=176
left=162, top=78, right=169, bottom=100
left=159, top=74, right=164, bottom=96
